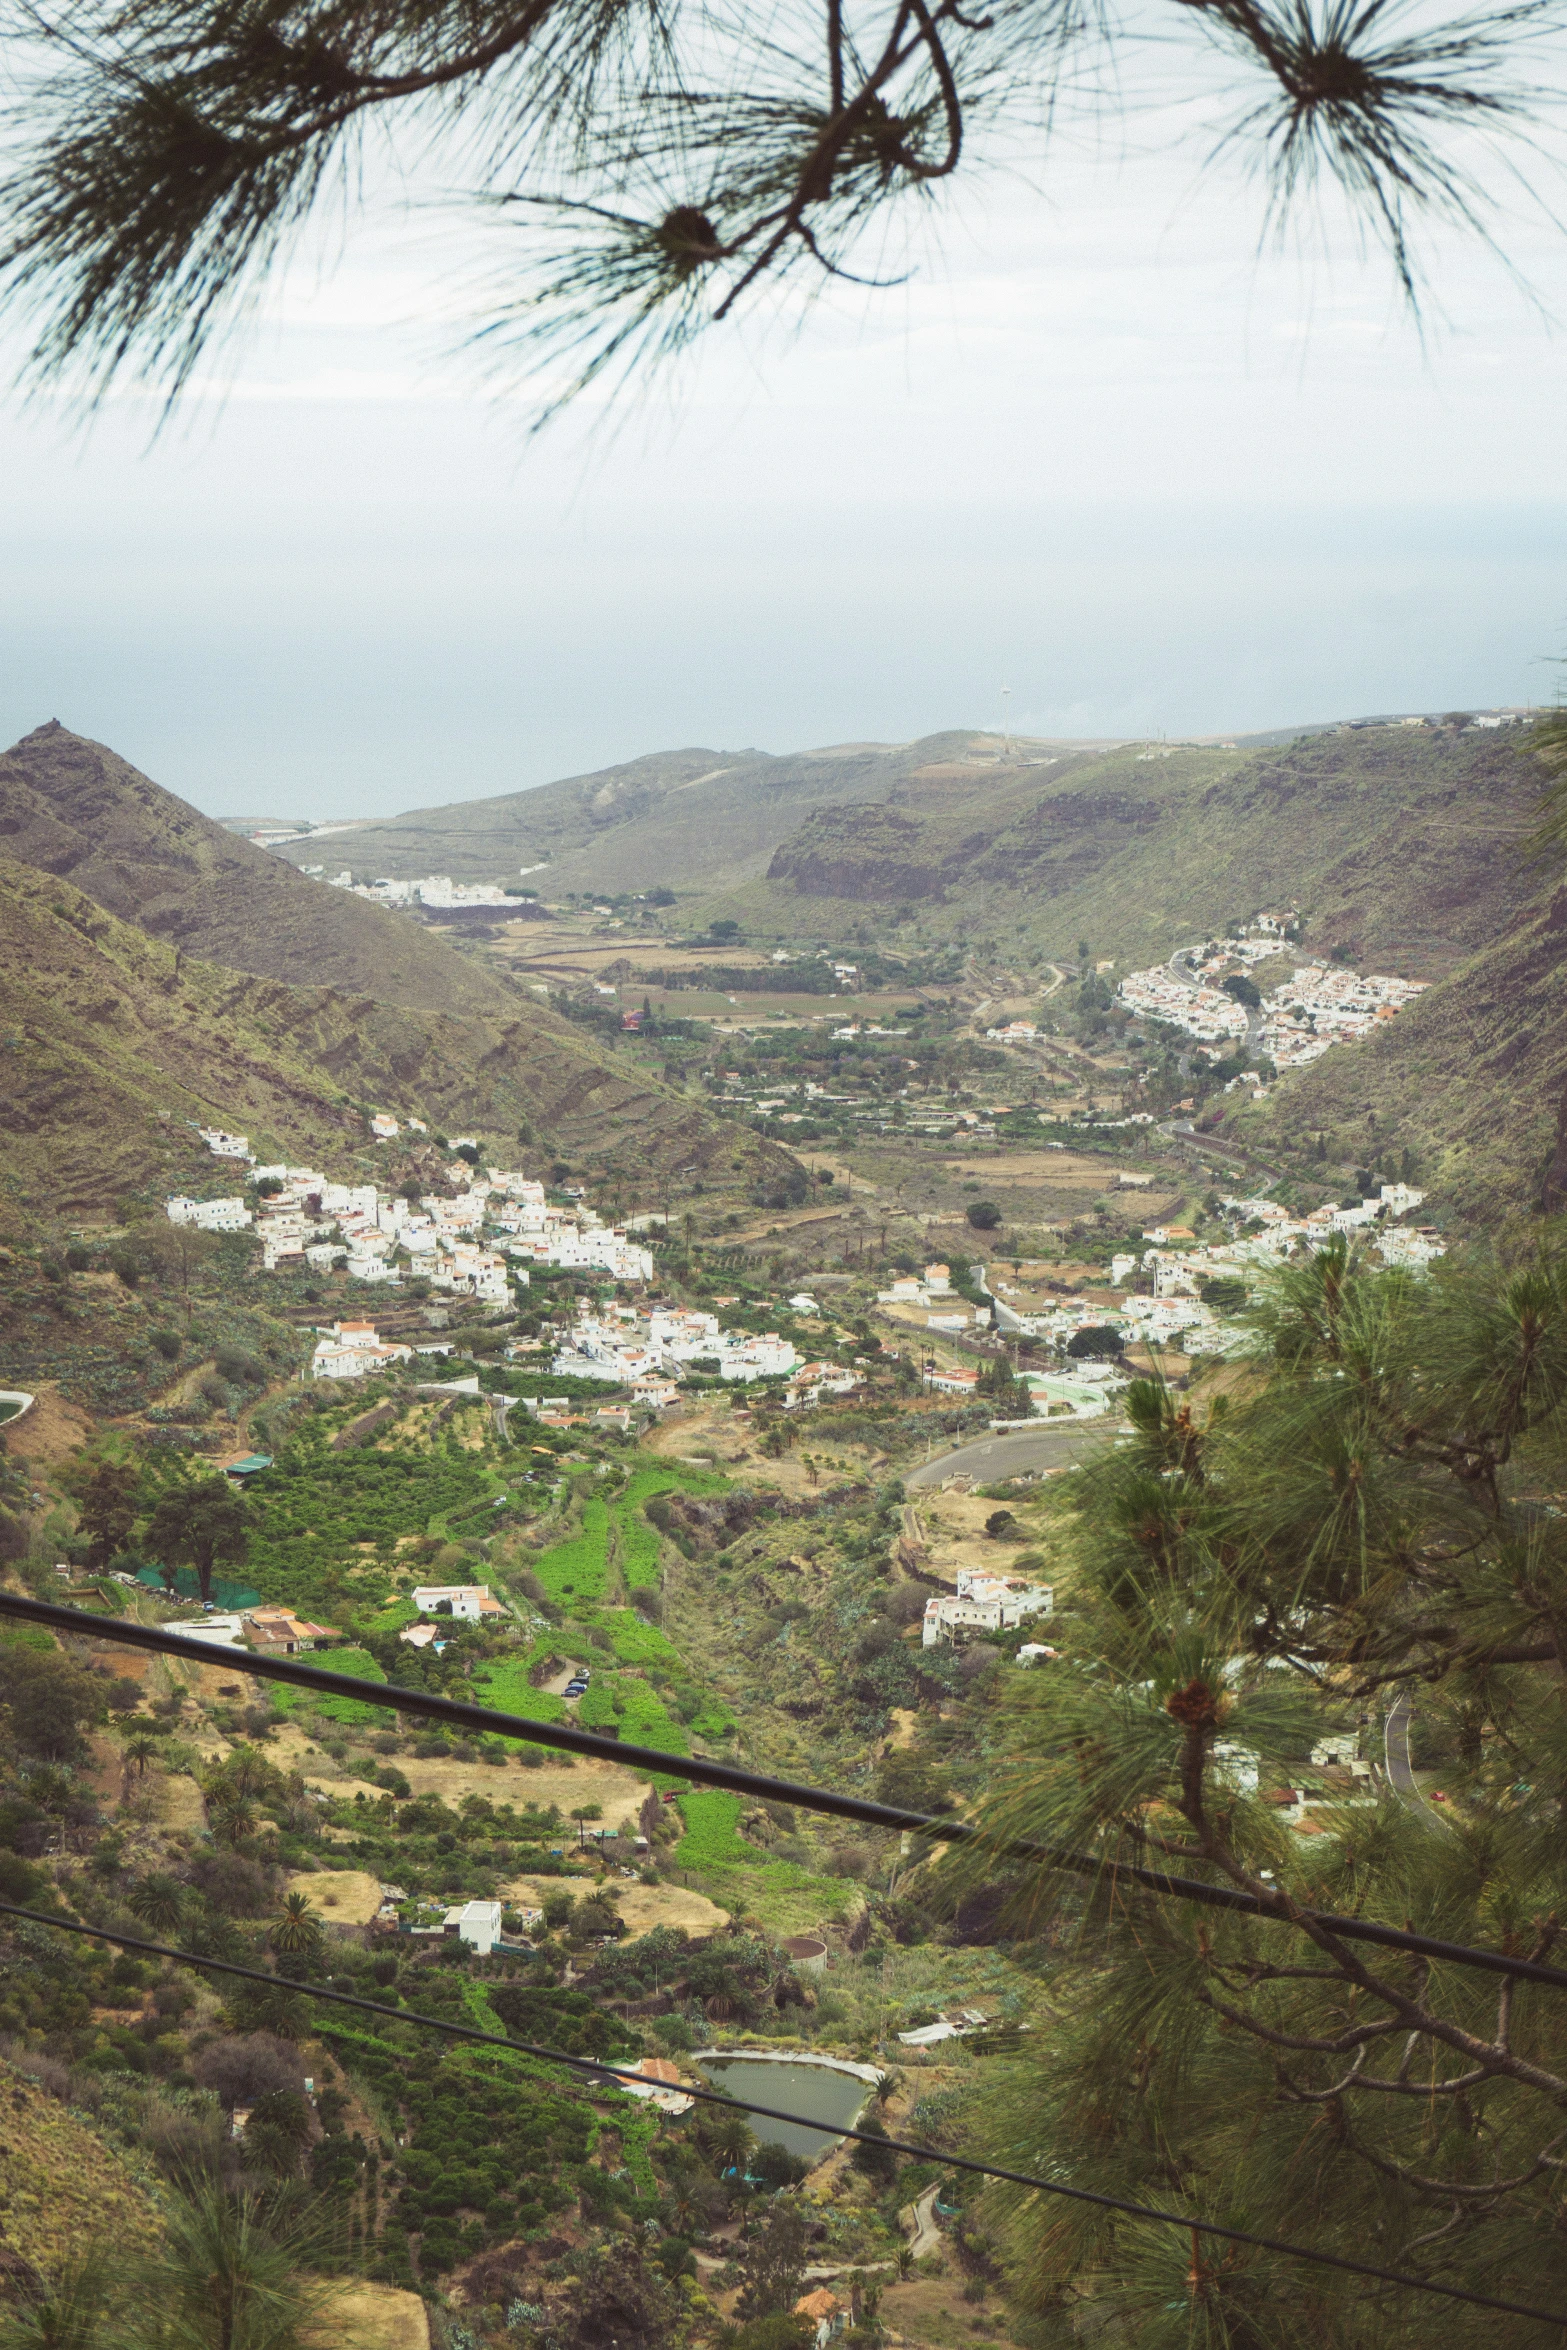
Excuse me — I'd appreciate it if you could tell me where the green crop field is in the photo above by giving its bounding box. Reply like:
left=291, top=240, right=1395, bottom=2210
left=530, top=1498, right=611, bottom=1605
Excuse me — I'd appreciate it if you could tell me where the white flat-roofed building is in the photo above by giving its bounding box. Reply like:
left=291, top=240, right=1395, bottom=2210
left=410, top=1583, right=506, bottom=1622
left=923, top=1568, right=1053, bottom=1646
left=443, top=1899, right=504, bottom=1953
left=167, top=1196, right=253, bottom=1232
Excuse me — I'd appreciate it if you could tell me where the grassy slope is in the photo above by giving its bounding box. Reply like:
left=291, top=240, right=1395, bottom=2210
left=0, top=2059, right=163, bottom=2278
left=269, top=732, right=998, bottom=897
left=735, top=730, right=1542, bottom=974
left=0, top=723, right=510, bottom=1021
left=0, top=859, right=783, bottom=1231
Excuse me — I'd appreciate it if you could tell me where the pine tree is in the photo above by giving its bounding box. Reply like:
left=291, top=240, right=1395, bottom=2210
left=953, top=1237, right=1567, bottom=2343
left=0, top=0, right=1554, bottom=414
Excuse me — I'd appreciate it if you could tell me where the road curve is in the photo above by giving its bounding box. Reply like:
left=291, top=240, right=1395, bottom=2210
left=906, top=1422, right=1113, bottom=1489
left=1384, top=1692, right=1450, bottom=1830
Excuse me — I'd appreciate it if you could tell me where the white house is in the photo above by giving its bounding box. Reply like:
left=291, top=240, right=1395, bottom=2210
left=410, top=1583, right=506, bottom=1622
left=310, top=1321, right=413, bottom=1380
left=369, top=1113, right=400, bottom=1140
left=923, top=1568, right=1053, bottom=1647
left=167, top=1196, right=254, bottom=1233
left=164, top=1614, right=248, bottom=1647
left=443, top=1899, right=504, bottom=1955
left=199, top=1128, right=253, bottom=1161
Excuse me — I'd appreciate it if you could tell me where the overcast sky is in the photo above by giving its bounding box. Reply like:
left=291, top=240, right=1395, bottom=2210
left=1, top=81, right=1564, bottom=821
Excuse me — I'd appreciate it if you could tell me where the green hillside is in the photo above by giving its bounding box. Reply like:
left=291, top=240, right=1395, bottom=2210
left=0, top=858, right=785, bottom=1232
left=735, top=727, right=1542, bottom=975
left=268, top=730, right=1047, bottom=897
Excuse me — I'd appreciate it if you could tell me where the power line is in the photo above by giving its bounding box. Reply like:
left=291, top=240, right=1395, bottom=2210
left=0, top=1898, right=1560, bottom=2330
left=6, top=1592, right=1567, bottom=1992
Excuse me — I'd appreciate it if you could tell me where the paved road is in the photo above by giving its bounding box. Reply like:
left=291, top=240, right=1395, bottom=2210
left=1384, top=1692, right=1450, bottom=1829
left=906, top=1423, right=1114, bottom=1488
left=903, top=2184, right=942, bottom=2260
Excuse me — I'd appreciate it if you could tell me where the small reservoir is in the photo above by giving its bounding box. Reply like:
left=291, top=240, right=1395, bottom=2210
left=696, top=2055, right=872, bottom=2166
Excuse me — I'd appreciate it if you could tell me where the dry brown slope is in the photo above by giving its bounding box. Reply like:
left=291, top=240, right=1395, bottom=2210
left=0, top=722, right=526, bottom=1019
left=0, top=860, right=783, bottom=1228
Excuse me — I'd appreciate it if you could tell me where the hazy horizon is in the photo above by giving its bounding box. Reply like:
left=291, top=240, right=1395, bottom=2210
left=3, top=108, right=1563, bottom=824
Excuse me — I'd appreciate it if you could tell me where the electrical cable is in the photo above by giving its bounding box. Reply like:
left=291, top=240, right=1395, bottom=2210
left=0, top=1899, right=1561, bottom=2329
left=6, top=1592, right=1566, bottom=1992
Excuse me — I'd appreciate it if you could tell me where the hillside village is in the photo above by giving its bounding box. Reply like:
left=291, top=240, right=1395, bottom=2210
left=5, top=713, right=1566, bottom=2350
left=1116, top=914, right=1429, bottom=1069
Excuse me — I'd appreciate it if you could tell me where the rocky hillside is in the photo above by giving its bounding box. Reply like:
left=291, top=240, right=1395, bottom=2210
left=0, top=723, right=537, bottom=1020
left=267, top=731, right=1019, bottom=897
left=1231, top=881, right=1567, bottom=1221
left=749, top=727, right=1542, bottom=975
left=0, top=860, right=786, bottom=1234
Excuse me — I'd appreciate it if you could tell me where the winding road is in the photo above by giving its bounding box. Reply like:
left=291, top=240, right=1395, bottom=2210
left=1384, top=1691, right=1450, bottom=1829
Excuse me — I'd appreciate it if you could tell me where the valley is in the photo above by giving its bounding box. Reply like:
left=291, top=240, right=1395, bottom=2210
left=3, top=703, right=1567, bottom=2350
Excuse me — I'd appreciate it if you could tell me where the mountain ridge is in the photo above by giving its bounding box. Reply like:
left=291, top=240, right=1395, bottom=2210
left=0, top=725, right=794, bottom=1225
left=0, top=857, right=775, bottom=1231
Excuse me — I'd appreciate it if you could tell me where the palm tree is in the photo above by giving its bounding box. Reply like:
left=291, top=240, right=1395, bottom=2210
left=127, top=1873, right=186, bottom=1937
left=268, top=1893, right=323, bottom=1960
left=122, top=2175, right=329, bottom=2350
left=223, top=1746, right=271, bottom=1800
left=209, top=1793, right=259, bottom=1849
left=0, top=2249, right=118, bottom=2350
left=124, top=1733, right=160, bottom=1783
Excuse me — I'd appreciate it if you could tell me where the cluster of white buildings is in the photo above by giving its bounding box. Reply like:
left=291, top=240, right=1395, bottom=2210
left=323, top=872, right=523, bottom=910
left=1207, top=1185, right=1445, bottom=1270
left=922, top=1565, right=1054, bottom=1647
left=1118, top=918, right=1427, bottom=1068
left=1118, top=967, right=1249, bottom=1042
left=552, top=1304, right=810, bottom=1390
left=169, top=1161, right=655, bottom=1292
left=996, top=1184, right=1444, bottom=1373
left=1257, top=963, right=1428, bottom=1069
left=875, top=1264, right=987, bottom=1334
left=985, top=1020, right=1039, bottom=1044
left=167, top=1194, right=254, bottom=1232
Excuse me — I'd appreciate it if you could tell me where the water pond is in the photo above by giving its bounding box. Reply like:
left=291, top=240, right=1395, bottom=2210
left=695, top=2057, right=870, bottom=2166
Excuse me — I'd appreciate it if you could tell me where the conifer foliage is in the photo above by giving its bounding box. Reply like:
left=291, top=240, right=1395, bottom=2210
left=1, top=0, right=1563, bottom=408
left=965, top=1236, right=1567, bottom=2342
